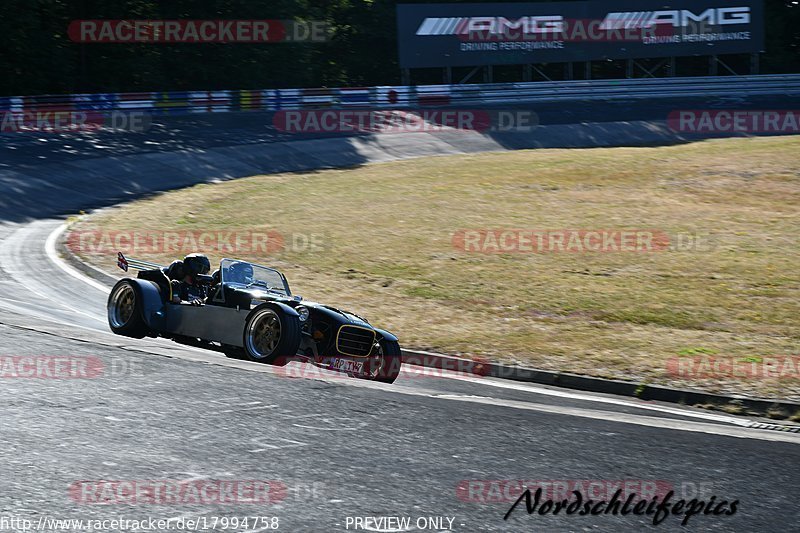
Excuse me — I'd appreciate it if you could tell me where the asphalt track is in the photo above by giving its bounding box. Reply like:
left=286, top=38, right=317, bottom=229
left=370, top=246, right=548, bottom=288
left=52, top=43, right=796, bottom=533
left=1, top=95, right=799, bottom=532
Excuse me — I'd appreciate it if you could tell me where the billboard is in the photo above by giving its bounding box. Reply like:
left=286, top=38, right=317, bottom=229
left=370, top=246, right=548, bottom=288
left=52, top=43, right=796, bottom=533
left=397, top=1, right=765, bottom=68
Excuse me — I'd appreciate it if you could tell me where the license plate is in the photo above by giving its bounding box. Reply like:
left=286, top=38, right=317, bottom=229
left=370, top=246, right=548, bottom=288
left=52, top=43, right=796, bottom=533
left=329, top=358, right=364, bottom=374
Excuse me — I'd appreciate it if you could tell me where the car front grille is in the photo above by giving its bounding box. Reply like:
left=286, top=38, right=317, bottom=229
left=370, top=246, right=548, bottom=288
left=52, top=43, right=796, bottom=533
left=336, top=326, right=376, bottom=357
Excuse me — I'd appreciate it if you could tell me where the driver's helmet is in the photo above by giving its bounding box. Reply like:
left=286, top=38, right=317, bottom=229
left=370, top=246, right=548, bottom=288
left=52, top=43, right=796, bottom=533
left=228, top=261, right=254, bottom=284
left=183, top=253, right=211, bottom=279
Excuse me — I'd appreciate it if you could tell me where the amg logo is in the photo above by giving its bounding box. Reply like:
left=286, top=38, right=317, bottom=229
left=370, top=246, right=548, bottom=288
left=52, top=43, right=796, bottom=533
left=416, top=16, right=564, bottom=36
left=600, top=7, right=751, bottom=30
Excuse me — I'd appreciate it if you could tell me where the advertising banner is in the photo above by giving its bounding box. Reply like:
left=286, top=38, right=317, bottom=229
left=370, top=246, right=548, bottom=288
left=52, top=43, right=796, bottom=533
left=397, top=1, right=765, bottom=68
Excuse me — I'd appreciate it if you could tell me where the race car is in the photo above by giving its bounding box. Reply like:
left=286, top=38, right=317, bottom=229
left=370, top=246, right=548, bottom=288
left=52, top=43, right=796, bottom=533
left=107, top=253, right=402, bottom=383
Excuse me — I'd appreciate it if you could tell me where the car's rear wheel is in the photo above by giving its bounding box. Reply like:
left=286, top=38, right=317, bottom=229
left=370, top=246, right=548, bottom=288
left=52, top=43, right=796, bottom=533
left=107, top=280, right=149, bottom=339
left=243, top=305, right=301, bottom=365
left=363, top=338, right=402, bottom=384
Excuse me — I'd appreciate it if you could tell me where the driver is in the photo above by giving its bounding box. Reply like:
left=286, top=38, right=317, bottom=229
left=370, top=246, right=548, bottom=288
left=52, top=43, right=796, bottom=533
left=168, top=253, right=211, bottom=305
left=227, top=261, right=254, bottom=285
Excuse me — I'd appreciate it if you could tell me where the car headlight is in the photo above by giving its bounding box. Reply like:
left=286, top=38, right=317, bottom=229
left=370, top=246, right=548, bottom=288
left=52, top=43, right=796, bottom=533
left=296, top=306, right=309, bottom=322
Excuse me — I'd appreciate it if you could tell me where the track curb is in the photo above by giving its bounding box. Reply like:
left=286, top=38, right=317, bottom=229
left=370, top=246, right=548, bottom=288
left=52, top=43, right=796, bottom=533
left=56, top=223, right=800, bottom=421
left=399, top=350, right=800, bottom=421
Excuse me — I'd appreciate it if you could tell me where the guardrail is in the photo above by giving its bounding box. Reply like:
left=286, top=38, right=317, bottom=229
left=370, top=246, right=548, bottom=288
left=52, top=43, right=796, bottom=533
left=1, top=74, right=799, bottom=116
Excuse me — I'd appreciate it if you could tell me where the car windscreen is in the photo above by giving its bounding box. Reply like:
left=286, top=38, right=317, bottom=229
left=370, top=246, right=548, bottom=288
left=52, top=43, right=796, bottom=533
left=220, top=258, right=291, bottom=296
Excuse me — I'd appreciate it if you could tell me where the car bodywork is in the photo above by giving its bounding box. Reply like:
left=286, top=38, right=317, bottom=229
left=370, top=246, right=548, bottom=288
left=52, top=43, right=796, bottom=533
left=107, top=254, right=402, bottom=383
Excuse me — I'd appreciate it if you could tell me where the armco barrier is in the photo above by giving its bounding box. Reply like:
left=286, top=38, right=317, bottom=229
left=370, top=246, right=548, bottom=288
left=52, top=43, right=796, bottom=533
left=1, top=74, right=799, bottom=117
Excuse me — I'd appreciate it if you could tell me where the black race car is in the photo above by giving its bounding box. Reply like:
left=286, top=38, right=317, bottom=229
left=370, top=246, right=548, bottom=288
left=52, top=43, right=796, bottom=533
left=107, top=253, right=402, bottom=383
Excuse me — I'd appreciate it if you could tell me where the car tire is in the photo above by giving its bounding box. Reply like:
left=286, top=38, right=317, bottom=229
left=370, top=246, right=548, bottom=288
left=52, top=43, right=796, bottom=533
left=243, top=304, right=301, bottom=365
left=370, top=338, right=402, bottom=384
left=107, top=280, right=149, bottom=339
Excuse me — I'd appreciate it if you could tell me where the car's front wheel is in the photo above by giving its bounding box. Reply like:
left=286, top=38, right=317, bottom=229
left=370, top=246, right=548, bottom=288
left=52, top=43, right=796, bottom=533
left=243, top=305, right=301, bottom=365
left=363, top=338, right=402, bottom=384
left=107, top=280, right=149, bottom=339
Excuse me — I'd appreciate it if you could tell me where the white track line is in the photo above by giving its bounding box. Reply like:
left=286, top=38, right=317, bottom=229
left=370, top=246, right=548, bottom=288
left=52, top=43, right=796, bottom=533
left=0, top=223, right=105, bottom=324
left=428, top=370, right=753, bottom=427
left=422, top=393, right=800, bottom=445
left=45, top=221, right=109, bottom=293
